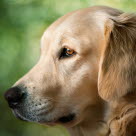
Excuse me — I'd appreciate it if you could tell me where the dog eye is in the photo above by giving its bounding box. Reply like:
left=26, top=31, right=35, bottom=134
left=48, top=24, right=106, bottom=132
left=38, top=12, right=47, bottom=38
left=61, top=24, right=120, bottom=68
left=59, top=47, right=76, bottom=59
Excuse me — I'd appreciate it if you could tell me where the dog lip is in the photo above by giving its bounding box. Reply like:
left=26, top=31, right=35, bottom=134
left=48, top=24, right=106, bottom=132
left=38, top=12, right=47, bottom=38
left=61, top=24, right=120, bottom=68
left=15, top=113, right=28, bottom=121
left=12, top=108, right=76, bottom=125
left=58, top=113, right=76, bottom=123
left=38, top=113, right=76, bottom=125
left=12, top=110, right=29, bottom=122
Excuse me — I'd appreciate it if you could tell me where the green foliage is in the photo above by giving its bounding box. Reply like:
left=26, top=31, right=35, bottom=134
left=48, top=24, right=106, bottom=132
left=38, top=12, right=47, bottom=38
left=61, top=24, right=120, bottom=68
left=0, top=0, right=135, bottom=136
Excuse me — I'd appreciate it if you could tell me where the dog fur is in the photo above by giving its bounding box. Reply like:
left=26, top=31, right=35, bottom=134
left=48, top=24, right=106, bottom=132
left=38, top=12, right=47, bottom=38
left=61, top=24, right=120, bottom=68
left=98, top=11, right=136, bottom=136
left=5, top=6, right=136, bottom=136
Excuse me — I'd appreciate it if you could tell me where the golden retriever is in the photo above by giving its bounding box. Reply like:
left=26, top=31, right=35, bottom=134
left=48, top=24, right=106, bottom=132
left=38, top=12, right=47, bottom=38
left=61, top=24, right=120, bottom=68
left=4, top=6, right=136, bottom=136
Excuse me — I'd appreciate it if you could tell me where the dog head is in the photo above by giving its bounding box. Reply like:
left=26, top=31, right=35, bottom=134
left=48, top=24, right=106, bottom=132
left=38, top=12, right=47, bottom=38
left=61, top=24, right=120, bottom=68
left=4, top=6, right=123, bottom=127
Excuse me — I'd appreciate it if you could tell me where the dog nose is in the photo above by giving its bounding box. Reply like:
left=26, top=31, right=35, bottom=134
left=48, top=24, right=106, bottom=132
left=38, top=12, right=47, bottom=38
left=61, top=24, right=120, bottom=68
left=4, top=87, right=26, bottom=108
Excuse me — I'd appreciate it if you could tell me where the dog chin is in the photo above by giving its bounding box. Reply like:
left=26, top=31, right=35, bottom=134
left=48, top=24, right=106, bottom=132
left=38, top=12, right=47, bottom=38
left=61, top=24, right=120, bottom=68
left=12, top=109, right=77, bottom=127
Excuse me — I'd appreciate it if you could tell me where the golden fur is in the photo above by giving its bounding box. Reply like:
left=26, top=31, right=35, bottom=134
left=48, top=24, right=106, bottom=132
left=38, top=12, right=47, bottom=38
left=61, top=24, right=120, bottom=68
left=98, top=10, right=136, bottom=136
left=5, top=6, right=136, bottom=136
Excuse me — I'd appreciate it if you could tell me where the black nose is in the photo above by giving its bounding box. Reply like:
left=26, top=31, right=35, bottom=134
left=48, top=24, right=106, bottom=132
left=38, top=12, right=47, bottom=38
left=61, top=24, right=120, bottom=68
left=4, top=87, right=26, bottom=109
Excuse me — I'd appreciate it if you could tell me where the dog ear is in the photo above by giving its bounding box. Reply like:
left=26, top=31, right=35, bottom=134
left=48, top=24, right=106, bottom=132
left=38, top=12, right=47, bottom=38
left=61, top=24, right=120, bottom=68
left=98, top=13, right=136, bottom=101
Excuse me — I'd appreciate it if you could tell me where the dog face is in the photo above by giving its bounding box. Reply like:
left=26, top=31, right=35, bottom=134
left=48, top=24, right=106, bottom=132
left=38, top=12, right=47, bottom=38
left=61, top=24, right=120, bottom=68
left=4, top=6, right=122, bottom=127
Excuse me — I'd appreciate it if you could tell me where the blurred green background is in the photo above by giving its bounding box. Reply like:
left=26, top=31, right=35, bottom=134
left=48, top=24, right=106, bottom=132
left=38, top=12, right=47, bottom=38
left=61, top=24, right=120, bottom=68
left=0, top=0, right=136, bottom=136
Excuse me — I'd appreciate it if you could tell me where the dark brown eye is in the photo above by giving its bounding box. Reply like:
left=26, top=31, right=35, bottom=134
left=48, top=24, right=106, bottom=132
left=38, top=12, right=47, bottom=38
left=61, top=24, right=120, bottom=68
left=66, top=48, right=75, bottom=55
left=59, top=47, right=76, bottom=59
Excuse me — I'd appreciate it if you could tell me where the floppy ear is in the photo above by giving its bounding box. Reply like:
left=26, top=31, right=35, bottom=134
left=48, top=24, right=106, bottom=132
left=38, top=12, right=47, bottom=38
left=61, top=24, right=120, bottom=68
left=98, top=13, right=136, bottom=101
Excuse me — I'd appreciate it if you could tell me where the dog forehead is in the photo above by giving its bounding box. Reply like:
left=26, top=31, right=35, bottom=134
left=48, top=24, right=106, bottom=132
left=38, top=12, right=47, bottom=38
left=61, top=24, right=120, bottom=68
left=40, top=6, right=110, bottom=52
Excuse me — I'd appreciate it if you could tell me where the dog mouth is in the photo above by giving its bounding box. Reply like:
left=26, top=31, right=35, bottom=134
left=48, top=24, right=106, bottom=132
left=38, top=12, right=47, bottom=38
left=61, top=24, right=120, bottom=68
left=58, top=113, right=75, bottom=123
left=40, top=113, right=76, bottom=125
left=12, top=110, right=31, bottom=122
left=13, top=109, right=76, bottom=125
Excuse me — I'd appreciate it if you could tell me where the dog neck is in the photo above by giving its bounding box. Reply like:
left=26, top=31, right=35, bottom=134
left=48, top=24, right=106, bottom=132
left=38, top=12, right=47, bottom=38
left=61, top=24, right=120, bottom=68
left=68, top=121, right=108, bottom=136
left=67, top=102, right=108, bottom=136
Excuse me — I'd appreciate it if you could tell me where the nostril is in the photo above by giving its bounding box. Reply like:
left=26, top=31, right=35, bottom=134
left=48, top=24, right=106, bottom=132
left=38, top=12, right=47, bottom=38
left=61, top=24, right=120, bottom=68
left=4, top=87, right=26, bottom=108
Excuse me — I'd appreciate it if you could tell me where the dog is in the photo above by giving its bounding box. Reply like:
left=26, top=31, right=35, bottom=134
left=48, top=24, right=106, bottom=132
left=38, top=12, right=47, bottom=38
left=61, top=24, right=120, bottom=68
left=4, top=6, right=136, bottom=136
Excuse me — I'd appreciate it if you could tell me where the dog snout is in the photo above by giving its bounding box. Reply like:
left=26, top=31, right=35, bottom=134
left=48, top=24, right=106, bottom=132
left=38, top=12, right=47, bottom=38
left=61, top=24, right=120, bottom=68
left=4, top=87, right=26, bottom=109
